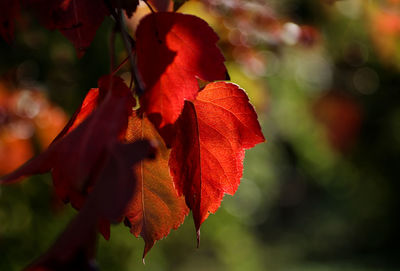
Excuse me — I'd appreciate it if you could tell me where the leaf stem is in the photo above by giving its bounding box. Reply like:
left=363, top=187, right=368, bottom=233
left=111, top=55, right=130, bottom=76
left=104, top=0, right=145, bottom=95
left=116, top=8, right=145, bottom=95
left=142, top=0, right=156, bottom=13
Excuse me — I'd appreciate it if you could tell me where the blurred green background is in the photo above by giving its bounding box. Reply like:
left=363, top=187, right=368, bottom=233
left=1, top=0, right=400, bottom=270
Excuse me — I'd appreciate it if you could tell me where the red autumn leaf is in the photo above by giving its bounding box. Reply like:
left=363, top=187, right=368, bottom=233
left=52, top=86, right=100, bottom=142
left=124, top=111, right=188, bottom=259
left=24, top=0, right=109, bottom=57
left=169, top=82, right=265, bottom=239
left=1, top=74, right=189, bottom=256
left=0, top=0, right=19, bottom=43
left=136, top=12, right=227, bottom=127
left=25, top=140, right=155, bottom=271
left=0, top=82, right=99, bottom=184
left=0, top=76, right=134, bottom=235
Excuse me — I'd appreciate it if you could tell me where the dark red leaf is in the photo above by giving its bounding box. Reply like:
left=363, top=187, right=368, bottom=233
left=52, top=87, right=100, bottom=143
left=25, top=140, right=155, bottom=271
left=0, top=75, right=134, bottom=221
left=25, top=203, right=98, bottom=271
left=136, top=12, right=227, bottom=127
left=92, top=140, right=157, bottom=223
left=169, top=82, right=265, bottom=238
left=24, top=0, right=109, bottom=57
left=124, top=111, right=188, bottom=259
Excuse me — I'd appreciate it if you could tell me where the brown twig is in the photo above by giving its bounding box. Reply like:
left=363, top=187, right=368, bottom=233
left=142, top=0, right=156, bottom=13
left=111, top=55, right=130, bottom=76
left=104, top=0, right=145, bottom=96
left=116, top=8, right=145, bottom=95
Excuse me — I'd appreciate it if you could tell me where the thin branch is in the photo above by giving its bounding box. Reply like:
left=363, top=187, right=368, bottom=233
left=142, top=0, right=156, bottom=13
left=116, top=8, right=145, bottom=95
left=111, top=55, right=130, bottom=76
left=104, top=0, right=145, bottom=95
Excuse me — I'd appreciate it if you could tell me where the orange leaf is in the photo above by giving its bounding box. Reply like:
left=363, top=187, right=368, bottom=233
left=124, top=111, right=188, bottom=259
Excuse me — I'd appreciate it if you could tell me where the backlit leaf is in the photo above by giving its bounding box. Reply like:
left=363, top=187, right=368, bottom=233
left=124, top=111, right=188, bottom=259
left=136, top=12, right=227, bottom=127
left=169, top=82, right=265, bottom=239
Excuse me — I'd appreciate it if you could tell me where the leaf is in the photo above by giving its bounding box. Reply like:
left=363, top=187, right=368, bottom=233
left=91, top=140, right=157, bottom=223
left=25, top=0, right=109, bottom=57
left=0, top=76, right=134, bottom=232
left=0, top=0, right=19, bottom=43
left=0, top=83, right=101, bottom=187
left=0, top=75, right=187, bottom=255
left=25, top=140, right=155, bottom=271
left=169, top=82, right=265, bottom=239
left=124, top=111, right=188, bottom=259
left=136, top=12, right=227, bottom=127
left=25, top=191, right=99, bottom=271
left=52, top=86, right=100, bottom=143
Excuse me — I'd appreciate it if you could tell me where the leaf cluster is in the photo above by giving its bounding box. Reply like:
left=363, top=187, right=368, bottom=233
left=0, top=0, right=264, bottom=269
